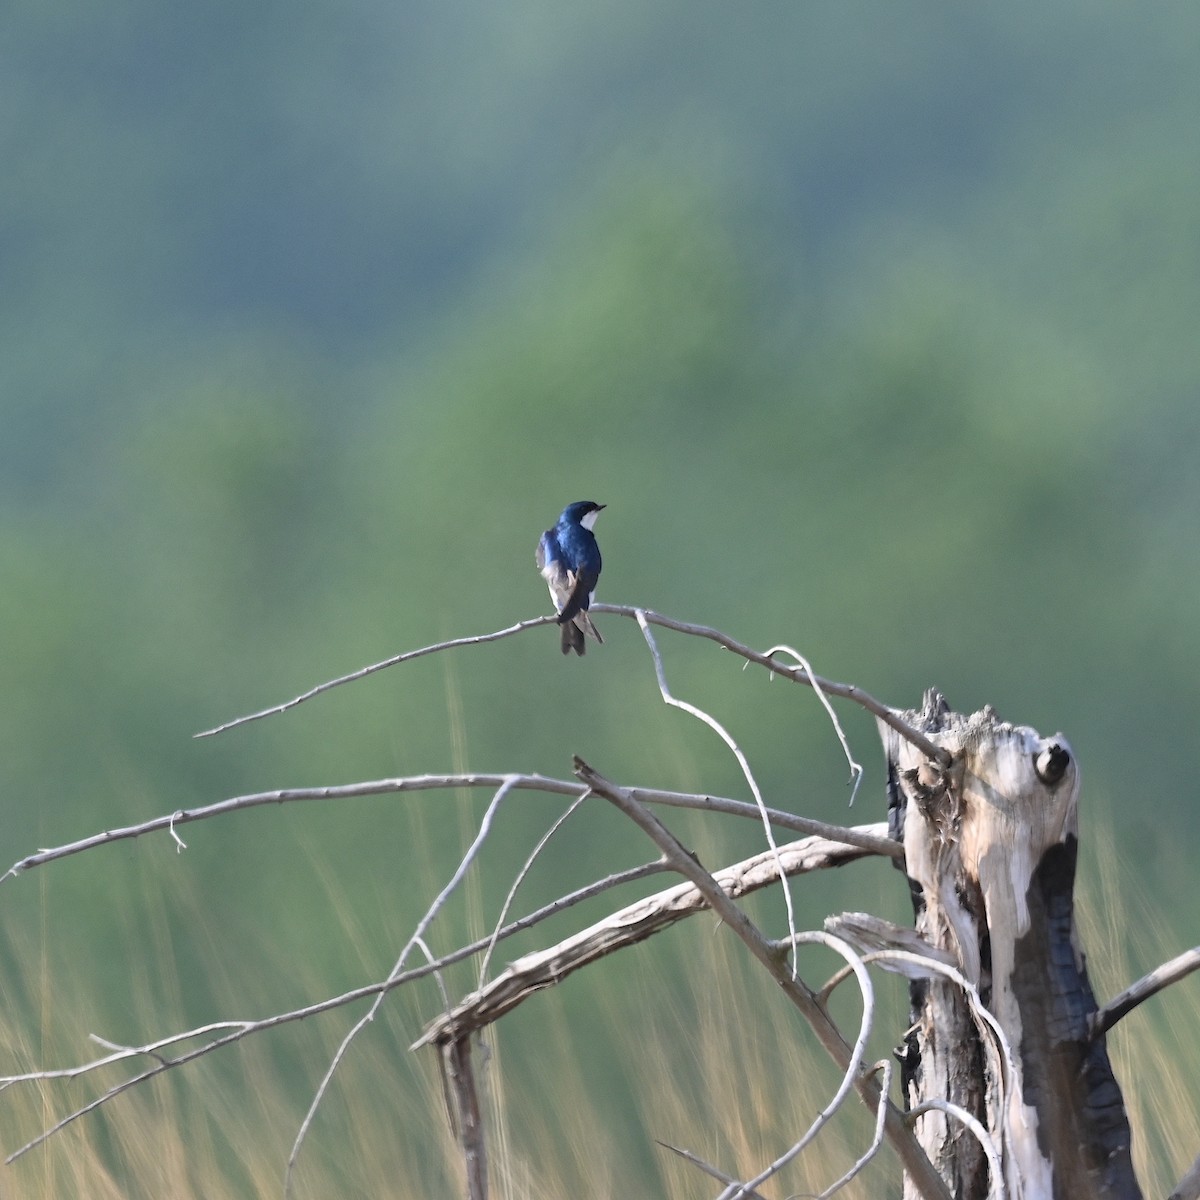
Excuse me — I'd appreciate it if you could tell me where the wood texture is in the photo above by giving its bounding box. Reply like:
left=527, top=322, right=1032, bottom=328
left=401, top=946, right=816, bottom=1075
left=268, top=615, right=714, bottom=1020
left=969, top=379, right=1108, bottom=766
left=881, top=690, right=1141, bottom=1200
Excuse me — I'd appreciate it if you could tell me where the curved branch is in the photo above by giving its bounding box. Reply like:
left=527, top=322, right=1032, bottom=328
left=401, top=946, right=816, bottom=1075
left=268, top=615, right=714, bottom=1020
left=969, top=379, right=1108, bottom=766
left=285, top=776, right=517, bottom=1195
left=193, top=604, right=951, bottom=765
left=570, top=759, right=952, bottom=1200
left=601, top=607, right=949, bottom=764
left=635, top=610, right=800, bottom=980
left=723, top=931, right=877, bottom=1199
left=759, top=642, right=864, bottom=804
left=414, top=823, right=891, bottom=1050
left=906, top=1100, right=1005, bottom=1200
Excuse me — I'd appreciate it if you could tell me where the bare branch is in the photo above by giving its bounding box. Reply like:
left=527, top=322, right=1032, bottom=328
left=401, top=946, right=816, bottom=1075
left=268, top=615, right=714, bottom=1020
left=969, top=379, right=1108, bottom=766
left=444, top=1036, right=488, bottom=1200
left=2, top=773, right=899, bottom=884
left=634, top=610, right=799, bottom=980
left=1169, top=1151, right=1200, bottom=1200
left=720, top=931, right=877, bottom=1199
left=194, top=615, right=558, bottom=737
left=566, top=759, right=952, bottom=1200
left=630, top=788, right=900, bottom=859
left=413, top=824, right=888, bottom=1050
left=655, top=1142, right=769, bottom=1199
left=285, top=777, right=517, bottom=1196
left=1, top=774, right=565, bottom=880
left=1089, top=944, right=1200, bottom=1041
left=477, top=792, right=588, bottom=987
left=193, top=604, right=951, bottom=765
left=1, top=820, right=896, bottom=1168
left=604, top=606, right=950, bottom=765
left=760, top=643, right=864, bottom=805
left=4, top=1055, right=176, bottom=1164
left=2, top=856, right=671, bottom=1162
left=906, top=1100, right=1005, bottom=1200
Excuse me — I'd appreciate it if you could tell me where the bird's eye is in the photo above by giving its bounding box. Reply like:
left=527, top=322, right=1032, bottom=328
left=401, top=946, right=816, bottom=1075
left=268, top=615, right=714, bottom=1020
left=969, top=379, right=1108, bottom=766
left=1033, top=742, right=1070, bottom=786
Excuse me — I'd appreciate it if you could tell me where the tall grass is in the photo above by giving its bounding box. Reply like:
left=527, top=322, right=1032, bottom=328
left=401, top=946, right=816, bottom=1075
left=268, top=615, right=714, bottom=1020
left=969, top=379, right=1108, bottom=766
left=0, top=811, right=1193, bottom=1198
left=0, top=916, right=898, bottom=1198
left=1077, top=824, right=1200, bottom=1196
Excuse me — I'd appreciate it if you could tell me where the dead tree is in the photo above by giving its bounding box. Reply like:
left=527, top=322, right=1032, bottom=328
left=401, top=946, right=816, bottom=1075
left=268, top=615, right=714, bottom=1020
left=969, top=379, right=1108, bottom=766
left=879, top=690, right=1141, bottom=1200
left=5, top=610, right=1197, bottom=1199
left=417, top=691, right=1166, bottom=1195
left=416, top=687, right=1158, bottom=1199
left=407, top=685, right=1155, bottom=1199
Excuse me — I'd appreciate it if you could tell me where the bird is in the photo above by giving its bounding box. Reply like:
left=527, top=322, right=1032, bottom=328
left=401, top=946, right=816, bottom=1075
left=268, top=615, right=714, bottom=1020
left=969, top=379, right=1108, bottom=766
left=536, top=501, right=605, bottom=655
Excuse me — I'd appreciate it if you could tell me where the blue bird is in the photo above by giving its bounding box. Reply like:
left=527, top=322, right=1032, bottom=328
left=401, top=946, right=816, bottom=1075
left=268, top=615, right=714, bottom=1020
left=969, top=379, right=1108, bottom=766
left=536, top=501, right=605, bottom=656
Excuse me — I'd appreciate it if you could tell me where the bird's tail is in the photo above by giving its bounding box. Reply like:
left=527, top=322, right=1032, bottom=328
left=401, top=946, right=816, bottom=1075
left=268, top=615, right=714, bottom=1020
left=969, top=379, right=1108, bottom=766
left=575, top=610, right=602, bottom=645
left=561, top=620, right=586, bottom=656
left=559, top=612, right=601, bottom=655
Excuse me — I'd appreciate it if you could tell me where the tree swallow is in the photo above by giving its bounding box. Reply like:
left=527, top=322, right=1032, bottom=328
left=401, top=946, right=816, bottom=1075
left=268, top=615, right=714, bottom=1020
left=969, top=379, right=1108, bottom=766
left=536, top=501, right=605, bottom=656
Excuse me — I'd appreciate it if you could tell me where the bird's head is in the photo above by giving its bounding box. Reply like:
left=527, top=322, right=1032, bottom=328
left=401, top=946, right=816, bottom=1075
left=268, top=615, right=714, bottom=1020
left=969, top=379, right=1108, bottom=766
left=561, top=500, right=606, bottom=531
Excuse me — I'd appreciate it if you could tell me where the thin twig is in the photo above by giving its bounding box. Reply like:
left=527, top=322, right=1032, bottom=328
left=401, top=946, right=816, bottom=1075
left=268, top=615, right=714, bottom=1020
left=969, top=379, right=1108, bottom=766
left=719, top=931, right=876, bottom=1200
left=284, top=778, right=518, bottom=1196
left=194, top=616, right=558, bottom=737
left=635, top=609, right=799, bottom=981
left=1, top=774, right=899, bottom=885
left=412, top=935, right=453, bottom=1014
left=3, top=857, right=671, bottom=1162
left=573, top=759, right=952, bottom=1200
left=1090, top=944, right=1200, bottom=1040
left=906, top=1100, right=1005, bottom=1200
left=760, top=643, right=864, bottom=805
left=603, top=606, right=950, bottom=765
left=814, top=1061, right=893, bottom=1200
left=477, top=794, right=588, bottom=988
left=655, top=1142, right=769, bottom=1199
left=193, top=604, right=951, bottom=765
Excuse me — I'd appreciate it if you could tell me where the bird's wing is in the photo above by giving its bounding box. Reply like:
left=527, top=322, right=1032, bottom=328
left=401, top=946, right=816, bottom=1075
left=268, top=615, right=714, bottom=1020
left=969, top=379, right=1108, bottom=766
left=556, top=564, right=599, bottom=625
left=538, top=534, right=575, bottom=615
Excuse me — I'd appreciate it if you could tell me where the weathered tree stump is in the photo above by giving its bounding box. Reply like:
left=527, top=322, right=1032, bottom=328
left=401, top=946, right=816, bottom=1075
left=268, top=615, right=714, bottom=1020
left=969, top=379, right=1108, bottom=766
left=880, top=690, right=1140, bottom=1200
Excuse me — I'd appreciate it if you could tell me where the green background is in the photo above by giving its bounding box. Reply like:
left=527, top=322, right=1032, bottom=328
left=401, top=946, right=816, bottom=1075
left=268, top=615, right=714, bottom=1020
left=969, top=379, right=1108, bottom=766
left=2, top=2, right=1198, bottom=1195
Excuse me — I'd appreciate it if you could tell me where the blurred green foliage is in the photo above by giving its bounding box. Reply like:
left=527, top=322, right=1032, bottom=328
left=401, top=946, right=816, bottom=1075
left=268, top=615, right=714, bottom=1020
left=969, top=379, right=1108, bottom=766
left=2, top=1, right=1199, bottom=1192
